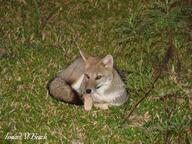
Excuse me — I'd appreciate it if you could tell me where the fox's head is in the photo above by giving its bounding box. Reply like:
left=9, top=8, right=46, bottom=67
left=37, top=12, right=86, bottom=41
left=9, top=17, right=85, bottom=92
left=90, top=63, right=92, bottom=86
left=80, top=50, right=114, bottom=94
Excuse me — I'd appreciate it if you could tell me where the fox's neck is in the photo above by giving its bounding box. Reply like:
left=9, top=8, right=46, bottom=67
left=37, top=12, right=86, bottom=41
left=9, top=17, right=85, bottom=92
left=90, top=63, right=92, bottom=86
left=104, top=69, right=123, bottom=94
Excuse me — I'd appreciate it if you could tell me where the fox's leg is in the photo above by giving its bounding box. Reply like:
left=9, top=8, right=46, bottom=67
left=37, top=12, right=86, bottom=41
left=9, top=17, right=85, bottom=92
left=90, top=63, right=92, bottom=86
left=48, top=77, right=83, bottom=105
left=94, top=103, right=109, bottom=110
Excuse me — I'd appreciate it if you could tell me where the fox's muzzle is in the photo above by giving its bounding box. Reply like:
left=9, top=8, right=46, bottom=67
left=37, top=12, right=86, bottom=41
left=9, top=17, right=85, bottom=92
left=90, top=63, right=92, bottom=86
left=85, top=79, right=97, bottom=94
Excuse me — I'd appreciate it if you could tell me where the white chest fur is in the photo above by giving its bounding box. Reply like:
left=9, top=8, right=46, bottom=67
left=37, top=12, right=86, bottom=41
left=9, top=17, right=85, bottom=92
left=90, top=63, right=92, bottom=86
left=71, top=74, right=84, bottom=91
left=93, top=90, right=122, bottom=104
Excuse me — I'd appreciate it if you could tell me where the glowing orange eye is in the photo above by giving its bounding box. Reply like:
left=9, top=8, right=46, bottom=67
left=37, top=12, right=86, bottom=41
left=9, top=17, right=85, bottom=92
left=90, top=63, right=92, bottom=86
left=95, top=75, right=102, bottom=80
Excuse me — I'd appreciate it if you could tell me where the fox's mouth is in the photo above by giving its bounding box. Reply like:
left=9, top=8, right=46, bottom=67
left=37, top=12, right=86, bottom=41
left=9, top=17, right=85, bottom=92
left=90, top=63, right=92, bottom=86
left=96, top=78, right=112, bottom=90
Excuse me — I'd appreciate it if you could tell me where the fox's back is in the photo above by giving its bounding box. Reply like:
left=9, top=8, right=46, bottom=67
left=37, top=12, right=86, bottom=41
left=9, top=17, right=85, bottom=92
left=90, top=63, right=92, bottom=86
left=58, top=57, right=85, bottom=85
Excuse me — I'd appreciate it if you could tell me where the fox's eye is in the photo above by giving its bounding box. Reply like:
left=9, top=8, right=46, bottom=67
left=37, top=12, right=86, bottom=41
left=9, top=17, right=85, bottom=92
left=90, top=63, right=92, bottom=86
left=84, top=74, right=90, bottom=79
left=95, top=75, right=102, bottom=80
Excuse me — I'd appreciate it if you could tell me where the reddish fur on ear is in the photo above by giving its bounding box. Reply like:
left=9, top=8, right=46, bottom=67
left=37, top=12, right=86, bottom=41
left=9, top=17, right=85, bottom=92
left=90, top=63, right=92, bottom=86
left=102, top=55, right=113, bottom=68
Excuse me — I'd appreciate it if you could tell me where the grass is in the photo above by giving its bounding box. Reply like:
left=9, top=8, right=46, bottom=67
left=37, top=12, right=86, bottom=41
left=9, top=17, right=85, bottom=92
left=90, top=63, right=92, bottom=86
left=0, top=0, right=192, bottom=143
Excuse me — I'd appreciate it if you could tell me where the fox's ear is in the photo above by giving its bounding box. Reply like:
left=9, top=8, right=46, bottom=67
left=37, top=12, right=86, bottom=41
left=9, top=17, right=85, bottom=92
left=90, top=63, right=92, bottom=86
left=102, top=55, right=113, bottom=68
left=80, top=50, right=89, bottom=62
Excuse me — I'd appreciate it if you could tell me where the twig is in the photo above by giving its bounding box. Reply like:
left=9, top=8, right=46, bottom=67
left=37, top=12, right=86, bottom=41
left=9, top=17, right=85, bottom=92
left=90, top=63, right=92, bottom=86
left=123, top=70, right=162, bottom=121
left=123, top=28, right=174, bottom=122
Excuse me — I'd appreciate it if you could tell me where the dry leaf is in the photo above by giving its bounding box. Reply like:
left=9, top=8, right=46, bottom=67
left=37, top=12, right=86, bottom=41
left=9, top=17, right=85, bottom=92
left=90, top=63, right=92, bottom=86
left=83, top=94, right=93, bottom=111
left=128, top=112, right=151, bottom=128
left=0, top=48, right=6, bottom=58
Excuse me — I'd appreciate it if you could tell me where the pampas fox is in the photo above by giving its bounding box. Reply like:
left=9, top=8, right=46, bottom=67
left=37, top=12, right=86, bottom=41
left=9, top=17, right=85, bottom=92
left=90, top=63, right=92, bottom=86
left=48, top=50, right=128, bottom=109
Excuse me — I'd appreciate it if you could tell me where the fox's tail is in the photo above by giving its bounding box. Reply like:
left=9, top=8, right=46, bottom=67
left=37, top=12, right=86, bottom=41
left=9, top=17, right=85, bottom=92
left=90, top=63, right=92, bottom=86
left=48, top=77, right=83, bottom=105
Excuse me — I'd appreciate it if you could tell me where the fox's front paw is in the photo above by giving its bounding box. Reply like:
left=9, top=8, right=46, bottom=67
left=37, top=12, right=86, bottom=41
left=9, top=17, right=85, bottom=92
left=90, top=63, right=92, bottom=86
left=94, top=103, right=109, bottom=110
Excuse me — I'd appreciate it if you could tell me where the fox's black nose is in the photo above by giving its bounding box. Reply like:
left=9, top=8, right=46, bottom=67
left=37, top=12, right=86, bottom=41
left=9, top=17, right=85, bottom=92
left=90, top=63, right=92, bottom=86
left=86, top=89, right=92, bottom=94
